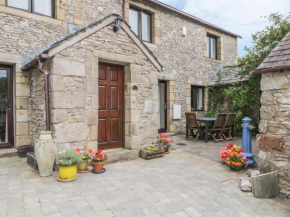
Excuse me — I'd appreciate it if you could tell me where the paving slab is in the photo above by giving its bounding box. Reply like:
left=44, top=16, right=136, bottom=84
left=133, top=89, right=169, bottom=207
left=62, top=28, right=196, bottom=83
left=0, top=136, right=289, bottom=217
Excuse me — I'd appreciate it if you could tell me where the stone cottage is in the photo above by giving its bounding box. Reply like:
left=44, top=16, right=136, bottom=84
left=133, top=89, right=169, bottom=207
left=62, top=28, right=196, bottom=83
left=254, top=31, right=290, bottom=196
left=0, top=0, right=240, bottom=156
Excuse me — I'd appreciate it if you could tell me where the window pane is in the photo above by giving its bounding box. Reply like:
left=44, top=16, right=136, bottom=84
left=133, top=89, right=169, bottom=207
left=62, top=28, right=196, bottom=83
left=34, top=0, right=52, bottom=17
left=129, top=9, right=139, bottom=36
left=197, top=88, right=204, bottom=110
left=7, top=0, right=29, bottom=10
left=206, top=36, right=210, bottom=58
left=210, top=37, right=217, bottom=59
left=158, top=83, right=166, bottom=129
left=142, top=12, right=151, bottom=42
left=0, top=70, right=8, bottom=143
left=191, top=87, right=196, bottom=111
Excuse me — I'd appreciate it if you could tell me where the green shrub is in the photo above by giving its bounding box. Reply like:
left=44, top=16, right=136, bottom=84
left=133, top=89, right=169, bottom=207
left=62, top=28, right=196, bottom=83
left=57, top=150, right=83, bottom=166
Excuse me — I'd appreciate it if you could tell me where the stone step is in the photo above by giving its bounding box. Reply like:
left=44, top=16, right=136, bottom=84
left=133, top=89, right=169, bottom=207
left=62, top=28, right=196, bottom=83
left=0, top=148, right=18, bottom=158
left=106, top=149, right=139, bottom=164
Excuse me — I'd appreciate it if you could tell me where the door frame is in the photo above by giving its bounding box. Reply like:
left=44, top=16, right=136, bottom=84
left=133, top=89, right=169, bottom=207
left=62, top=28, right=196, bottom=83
left=0, top=65, right=14, bottom=148
left=98, top=62, right=125, bottom=150
left=158, top=80, right=167, bottom=133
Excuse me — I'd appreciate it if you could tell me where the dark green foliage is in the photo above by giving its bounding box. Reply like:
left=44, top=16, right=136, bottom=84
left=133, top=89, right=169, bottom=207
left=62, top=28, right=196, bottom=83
left=207, top=13, right=290, bottom=134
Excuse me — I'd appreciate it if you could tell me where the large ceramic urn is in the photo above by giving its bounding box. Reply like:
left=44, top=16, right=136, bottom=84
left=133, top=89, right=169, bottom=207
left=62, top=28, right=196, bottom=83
left=34, top=131, right=57, bottom=177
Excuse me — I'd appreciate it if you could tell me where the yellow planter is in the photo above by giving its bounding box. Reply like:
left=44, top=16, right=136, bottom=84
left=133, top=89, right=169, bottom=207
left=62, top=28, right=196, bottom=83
left=59, top=165, right=77, bottom=180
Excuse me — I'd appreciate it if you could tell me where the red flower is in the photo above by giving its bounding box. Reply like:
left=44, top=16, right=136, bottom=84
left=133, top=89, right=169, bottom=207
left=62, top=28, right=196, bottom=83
left=164, top=134, right=168, bottom=138
left=75, top=148, right=81, bottom=153
left=241, top=148, right=245, bottom=152
left=161, top=139, right=163, bottom=142
left=171, top=139, right=173, bottom=142
left=228, top=143, right=233, bottom=148
left=88, top=149, right=93, bottom=153
left=166, top=140, right=170, bottom=143
left=159, top=134, right=163, bottom=137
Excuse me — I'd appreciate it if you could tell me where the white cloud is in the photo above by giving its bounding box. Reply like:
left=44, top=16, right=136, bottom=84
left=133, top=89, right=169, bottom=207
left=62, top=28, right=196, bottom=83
left=159, top=0, right=290, bottom=56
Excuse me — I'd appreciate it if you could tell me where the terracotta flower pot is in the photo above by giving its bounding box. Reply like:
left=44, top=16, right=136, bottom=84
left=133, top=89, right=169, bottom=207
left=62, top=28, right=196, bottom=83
left=92, top=161, right=104, bottom=172
left=77, top=160, right=88, bottom=171
left=164, top=146, right=169, bottom=154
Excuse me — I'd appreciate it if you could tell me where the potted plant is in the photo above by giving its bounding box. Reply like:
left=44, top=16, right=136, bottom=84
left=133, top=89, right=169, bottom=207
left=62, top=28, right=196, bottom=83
left=57, top=149, right=83, bottom=182
left=91, top=149, right=108, bottom=173
left=140, top=143, right=165, bottom=160
left=157, top=134, right=173, bottom=154
left=75, top=148, right=92, bottom=172
left=220, top=143, right=249, bottom=171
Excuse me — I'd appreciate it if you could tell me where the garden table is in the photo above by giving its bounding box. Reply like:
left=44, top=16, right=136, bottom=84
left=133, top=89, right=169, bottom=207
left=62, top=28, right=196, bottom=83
left=186, top=117, right=235, bottom=143
left=197, top=117, right=216, bottom=143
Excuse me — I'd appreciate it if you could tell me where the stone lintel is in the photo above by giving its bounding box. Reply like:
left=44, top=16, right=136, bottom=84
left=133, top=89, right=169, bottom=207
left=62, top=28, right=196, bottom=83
left=94, top=50, right=135, bottom=65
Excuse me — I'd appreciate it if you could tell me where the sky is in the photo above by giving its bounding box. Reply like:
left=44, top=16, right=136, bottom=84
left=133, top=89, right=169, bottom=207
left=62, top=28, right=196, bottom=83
left=159, top=0, right=290, bottom=57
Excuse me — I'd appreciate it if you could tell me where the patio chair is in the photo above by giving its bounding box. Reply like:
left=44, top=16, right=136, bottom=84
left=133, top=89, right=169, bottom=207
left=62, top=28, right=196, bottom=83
left=222, top=113, right=236, bottom=141
left=209, top=113, right=227, bottom=142
left=185, top=112, right=203, bottom=142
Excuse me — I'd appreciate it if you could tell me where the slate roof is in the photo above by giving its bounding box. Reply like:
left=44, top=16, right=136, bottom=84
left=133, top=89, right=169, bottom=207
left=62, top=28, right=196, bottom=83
left=208, top=65, right=248, bottom=86
left=256, top=31, right=290, bottom=72
left=21, top=14, right=163, bottom=71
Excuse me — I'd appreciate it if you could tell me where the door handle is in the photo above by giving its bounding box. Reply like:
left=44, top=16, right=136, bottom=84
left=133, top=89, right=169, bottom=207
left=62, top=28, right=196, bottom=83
left=6, top=101, right=10, bottom=109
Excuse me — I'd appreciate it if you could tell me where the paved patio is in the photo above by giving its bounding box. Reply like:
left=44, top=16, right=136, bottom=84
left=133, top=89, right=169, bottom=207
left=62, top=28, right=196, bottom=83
left=0, top=136, right=289, bottom=217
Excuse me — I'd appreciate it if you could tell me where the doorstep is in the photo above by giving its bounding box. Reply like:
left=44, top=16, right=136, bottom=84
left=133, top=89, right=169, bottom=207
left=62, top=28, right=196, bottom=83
left=105, top=149, right=139, bottom=164
left=0, top=148, right=18, bottom=158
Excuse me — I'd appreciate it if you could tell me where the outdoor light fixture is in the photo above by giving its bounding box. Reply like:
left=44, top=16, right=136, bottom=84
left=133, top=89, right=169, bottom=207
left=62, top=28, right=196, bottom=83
left=113, top=16, right=123, bottom=32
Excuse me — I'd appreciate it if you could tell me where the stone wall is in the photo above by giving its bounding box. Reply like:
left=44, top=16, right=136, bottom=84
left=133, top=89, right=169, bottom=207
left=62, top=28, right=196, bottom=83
left=0, top=0, right=238, bottom=148
left=136, top=0, right=238, bottom=132
left=258, top=70, right=290, bottom=196
left=49, top=23, right=159, bottom=150
left=0, top=0, right=123, bottom=148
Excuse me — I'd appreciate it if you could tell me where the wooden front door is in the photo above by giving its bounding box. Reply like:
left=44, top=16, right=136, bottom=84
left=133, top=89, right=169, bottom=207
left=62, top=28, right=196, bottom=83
left=0, top=65, right=14, bottom=148
left=98, top=63, right=124, bottom=150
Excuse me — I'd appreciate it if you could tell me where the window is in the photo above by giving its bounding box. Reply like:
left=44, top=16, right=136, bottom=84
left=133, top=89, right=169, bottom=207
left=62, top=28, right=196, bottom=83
left=129, top=7, right=152, bottom=42
left=6, top=0, right=54, bottom=17
left=191, top=86, right=204, bottom=111
left=207, top=35, right=217, bottom=59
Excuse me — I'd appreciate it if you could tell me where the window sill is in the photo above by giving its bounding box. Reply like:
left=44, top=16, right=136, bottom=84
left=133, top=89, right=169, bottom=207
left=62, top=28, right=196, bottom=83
left=0, top=6, right=62, bottom=25
left=144, top=41, right=157, bottom=49
left=203, top=56, right=222, bottom=64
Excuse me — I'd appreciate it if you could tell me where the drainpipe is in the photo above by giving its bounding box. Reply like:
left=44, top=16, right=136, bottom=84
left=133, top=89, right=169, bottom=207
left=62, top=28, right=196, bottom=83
left=37, top=54, right=51, bottom=131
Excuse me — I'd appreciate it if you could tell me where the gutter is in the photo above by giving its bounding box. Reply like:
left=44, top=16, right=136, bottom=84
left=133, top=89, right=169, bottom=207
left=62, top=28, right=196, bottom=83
left=253, top=65, right=290, bottom=75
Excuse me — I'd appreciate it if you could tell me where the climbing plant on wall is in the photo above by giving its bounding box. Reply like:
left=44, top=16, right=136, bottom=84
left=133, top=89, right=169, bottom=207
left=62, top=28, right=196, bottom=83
left=207, top=13, right=290, bottom=134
